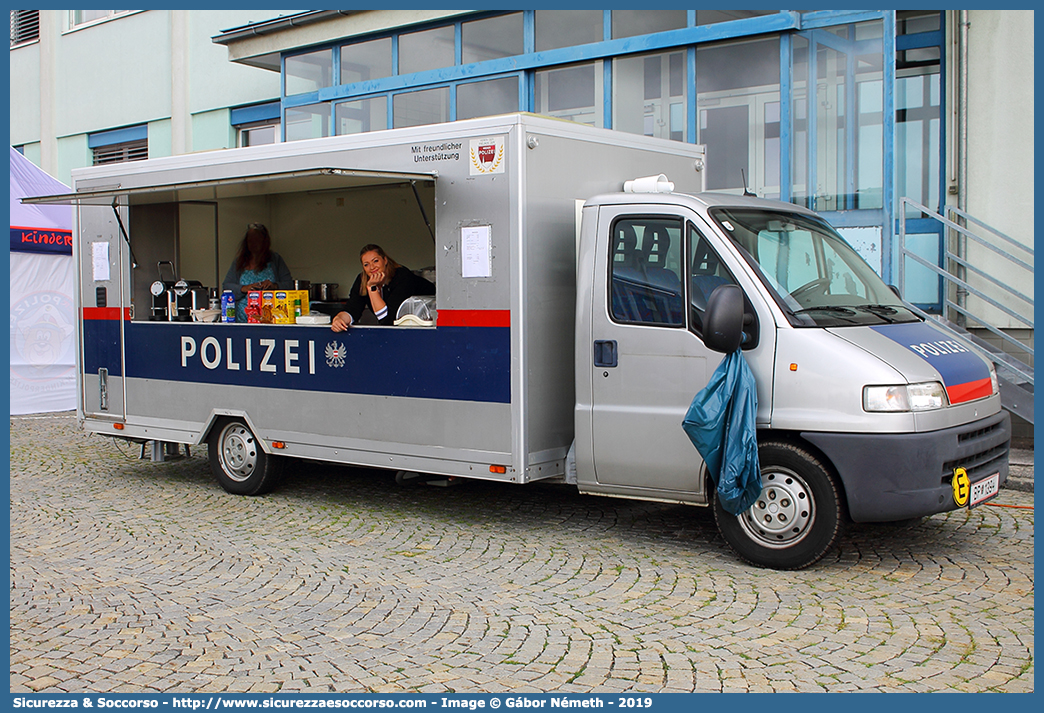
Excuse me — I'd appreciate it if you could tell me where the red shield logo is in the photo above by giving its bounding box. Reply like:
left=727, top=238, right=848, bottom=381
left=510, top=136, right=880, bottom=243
left=478, top=144, right=496, bottom=165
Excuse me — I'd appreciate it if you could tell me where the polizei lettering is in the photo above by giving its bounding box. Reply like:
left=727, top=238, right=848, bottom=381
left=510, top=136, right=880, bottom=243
left=180, top=336, right=316, bottom=375
left=909, top=339, right=969, bottom=357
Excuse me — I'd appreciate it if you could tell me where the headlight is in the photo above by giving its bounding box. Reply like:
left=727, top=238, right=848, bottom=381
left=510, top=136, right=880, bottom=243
left=989, top=363, right=999, bottom=395
left=863, top=382, right=948, bottom=412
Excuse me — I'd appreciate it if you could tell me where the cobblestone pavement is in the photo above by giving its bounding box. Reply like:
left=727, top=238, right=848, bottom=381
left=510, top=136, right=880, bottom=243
left=10, top=413, right=1034, bottom=693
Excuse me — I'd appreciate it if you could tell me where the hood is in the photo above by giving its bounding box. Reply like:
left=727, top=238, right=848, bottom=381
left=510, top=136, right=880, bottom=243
left=828, top=321, right=993, bottom=405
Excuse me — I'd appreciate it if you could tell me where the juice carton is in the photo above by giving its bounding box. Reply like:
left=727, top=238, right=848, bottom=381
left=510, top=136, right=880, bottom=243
left=260, top=291, right=275, bottom=324
left=272, top=291, right=292, bottom=324
left=245, top=291, right=262, bottom=323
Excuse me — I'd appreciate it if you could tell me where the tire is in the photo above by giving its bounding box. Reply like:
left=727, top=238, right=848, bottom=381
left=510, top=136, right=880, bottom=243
left=208, top=419, right=283, bottom=495
left=714, top=440, right=844, bottom=570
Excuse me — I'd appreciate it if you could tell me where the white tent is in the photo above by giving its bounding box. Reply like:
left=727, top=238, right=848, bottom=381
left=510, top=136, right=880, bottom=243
left=10, top=147, right=76, bottom=414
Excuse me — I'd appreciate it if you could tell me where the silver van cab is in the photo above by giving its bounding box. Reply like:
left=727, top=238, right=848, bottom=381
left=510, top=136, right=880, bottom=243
left=575, top=189, right=1009, bottom=568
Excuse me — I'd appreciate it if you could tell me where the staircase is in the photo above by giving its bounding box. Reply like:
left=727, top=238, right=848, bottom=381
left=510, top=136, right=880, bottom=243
left=898, top=199, right=1034, bottom=425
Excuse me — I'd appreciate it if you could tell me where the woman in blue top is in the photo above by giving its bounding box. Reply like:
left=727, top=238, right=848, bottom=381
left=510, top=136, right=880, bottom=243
left=221, top=223, right=293, bottom=322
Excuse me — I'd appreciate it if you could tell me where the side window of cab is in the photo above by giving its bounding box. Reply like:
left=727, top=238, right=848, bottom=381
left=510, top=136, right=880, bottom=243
left=689, top=222, right=740, bottom=338
left=608, top=217, right=684, bottom=326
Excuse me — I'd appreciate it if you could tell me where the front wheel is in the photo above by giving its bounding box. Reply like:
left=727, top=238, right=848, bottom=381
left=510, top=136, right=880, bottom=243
left=714, top=440, right=843, bottom=570
left=208, top=419, right=283, bottom=495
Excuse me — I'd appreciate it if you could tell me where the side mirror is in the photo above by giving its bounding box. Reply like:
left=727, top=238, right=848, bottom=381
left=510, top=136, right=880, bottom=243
left=888, top=284, right=902, bottom=299
left=703, top=284, right=745, bottom=353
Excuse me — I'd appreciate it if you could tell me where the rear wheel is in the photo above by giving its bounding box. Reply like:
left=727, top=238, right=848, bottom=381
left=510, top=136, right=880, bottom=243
left=714, top=440, right=843, bottom=570
left=208, top=419, right=283, bottom=495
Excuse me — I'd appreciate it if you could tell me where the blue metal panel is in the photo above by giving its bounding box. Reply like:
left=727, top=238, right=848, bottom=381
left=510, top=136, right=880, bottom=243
left=454, top=21, right=462, bottom=67
left=845, top=40, right=857, bottom=206
left=686, top=46, right=696, bottom=146
left=88, top=124, right=147, bottom=148
left=230, top=102, right=280, bottom=126
left=779, top=34, right=792, bottom=202
left=603, top=60, right=612, bottom=129
left=882, top=13, right=897, bottom=284
left=800, top=10, right=888, bottom=30
left=602, top=10, right=611, bottom=42
left=111, top=323, right=512, bottom=404
left=523, top=11, right=534, bottom=54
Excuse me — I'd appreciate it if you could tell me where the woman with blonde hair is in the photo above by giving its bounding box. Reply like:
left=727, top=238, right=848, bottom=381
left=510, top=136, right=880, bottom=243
left=331, top=244, right=434, bottom=331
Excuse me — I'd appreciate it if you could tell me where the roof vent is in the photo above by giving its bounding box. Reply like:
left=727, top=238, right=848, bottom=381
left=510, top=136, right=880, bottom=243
left=623, top=174, right=674, bottom=194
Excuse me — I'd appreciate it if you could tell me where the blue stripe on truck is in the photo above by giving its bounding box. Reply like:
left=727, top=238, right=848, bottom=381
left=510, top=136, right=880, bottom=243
left=83, top=321, right=511, bottom=404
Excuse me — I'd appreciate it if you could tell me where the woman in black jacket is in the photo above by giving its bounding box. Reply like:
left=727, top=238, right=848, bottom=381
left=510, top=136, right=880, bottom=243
left=331, top=244, right=435, bottom=331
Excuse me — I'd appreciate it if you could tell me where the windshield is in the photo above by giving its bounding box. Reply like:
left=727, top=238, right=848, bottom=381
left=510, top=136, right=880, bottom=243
left=709, top=208, right=919, bottom=327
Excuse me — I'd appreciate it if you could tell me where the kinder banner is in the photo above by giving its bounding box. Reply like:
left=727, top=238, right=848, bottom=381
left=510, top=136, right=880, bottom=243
left=10, top=147, right=76, bottom=414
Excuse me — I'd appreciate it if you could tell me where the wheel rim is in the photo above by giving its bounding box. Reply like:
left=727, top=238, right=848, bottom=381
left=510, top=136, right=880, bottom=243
left=736, top=466, right=815, bottom=549
left=218, top=423, right=258, bottom=482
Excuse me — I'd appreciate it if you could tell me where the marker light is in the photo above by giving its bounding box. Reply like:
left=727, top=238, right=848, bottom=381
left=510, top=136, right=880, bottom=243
left=863, top=382, right=948, bottom=412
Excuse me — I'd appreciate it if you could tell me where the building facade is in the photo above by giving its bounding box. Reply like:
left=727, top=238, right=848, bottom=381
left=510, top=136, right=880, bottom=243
left=10, top=9, right=1033, bottom=399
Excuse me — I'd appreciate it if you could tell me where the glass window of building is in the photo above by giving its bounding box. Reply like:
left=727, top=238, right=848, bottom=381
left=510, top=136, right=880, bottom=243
left=534, top=62, right=604, bottom=128
left=285, top=103, right=331, bottom=142
left=393, top=87, right=450, bottom=128
left=695, top=10, right=776, bottom=26
left=70, top=10, right=128, bottom=27
left=399, top=25, right=455, bottom=76
left=897, top=10, right=941, bottom=35
left=534, top=10, right=603, bottom=52
left=613, top=51, right=687, bottom=142
left=336, top=97, right=388, bottom=135
left=696, top=38, right=780, bottom=196
left=341, top=37, right=392, bottom=85
left=457, top=77, right=519, bottom=121
left=238, top=123, right=277, bottom=147
left=612, top=10, right=686, bottom=40
left=790, top=22, right=884, bottom=212
left=462, top=13, right=523, bottom=65
left=285, top=50, right=333, bottom=96
left=896, top=46, right=941, bottom=215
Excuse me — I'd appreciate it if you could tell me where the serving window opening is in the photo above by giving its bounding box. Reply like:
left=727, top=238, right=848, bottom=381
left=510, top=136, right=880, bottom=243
left=74, top=169, right=439, bottom=326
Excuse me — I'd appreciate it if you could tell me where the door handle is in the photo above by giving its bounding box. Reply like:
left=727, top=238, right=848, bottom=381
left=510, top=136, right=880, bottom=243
left=593, top=340, right=618, bottom=368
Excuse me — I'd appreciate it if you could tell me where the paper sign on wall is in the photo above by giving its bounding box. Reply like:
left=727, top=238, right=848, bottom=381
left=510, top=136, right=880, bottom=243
left=461, top=226, right=492, bottom=279
left=92, top=241, right=110, bottom=282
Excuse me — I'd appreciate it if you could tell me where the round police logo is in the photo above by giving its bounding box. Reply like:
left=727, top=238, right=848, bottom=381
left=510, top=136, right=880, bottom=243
left=11, top=290, right=75, bottom=382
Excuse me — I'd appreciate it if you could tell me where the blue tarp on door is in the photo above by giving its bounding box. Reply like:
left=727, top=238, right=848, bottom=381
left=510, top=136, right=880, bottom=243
left=682, top=350, right=761, bottom=515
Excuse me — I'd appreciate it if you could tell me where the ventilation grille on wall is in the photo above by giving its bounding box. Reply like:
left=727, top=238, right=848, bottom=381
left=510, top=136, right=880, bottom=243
left=10, top=10, right=39, bottom=46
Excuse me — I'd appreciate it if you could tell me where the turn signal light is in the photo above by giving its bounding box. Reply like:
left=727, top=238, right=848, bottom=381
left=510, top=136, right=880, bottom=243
left=113, top=423, right=124, bottom=430
left=272, top=441, right=286, bottom=449
left=489, top=465, right=507, bottom=474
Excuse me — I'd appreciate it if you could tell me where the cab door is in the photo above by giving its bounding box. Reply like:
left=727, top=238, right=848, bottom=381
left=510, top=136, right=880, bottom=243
left=589, top=207, right=741, bottom=496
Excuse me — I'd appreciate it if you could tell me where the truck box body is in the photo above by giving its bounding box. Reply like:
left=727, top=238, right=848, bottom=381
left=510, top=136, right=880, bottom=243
left=65, top=114, right=706, bottom=483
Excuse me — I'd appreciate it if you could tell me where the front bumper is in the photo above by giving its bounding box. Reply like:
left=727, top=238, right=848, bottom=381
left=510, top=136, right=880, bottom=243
left=801, top=410, right=1010, bottom=522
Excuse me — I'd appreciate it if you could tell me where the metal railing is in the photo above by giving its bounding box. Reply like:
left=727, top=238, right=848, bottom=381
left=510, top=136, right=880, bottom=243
left=898, top=198, right=1034, bottom=386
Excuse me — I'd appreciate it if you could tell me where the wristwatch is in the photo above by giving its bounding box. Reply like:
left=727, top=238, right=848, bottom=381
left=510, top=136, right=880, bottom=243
left=370, top=285, right=378, bottom=292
